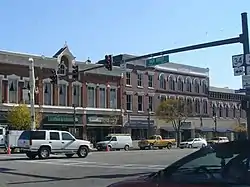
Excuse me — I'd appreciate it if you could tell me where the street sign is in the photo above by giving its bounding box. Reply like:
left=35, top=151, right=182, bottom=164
left=232, top=54, right=244, bottom=68
left=146, top=55, right=169, bottom=67
left=246, top=54, right=250, bottom=65
left=242, top=75, right=250, bottom=88
left=234, top=66, right=244, bottom=76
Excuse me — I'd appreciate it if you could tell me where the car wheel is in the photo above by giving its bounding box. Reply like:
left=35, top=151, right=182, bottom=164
left=124, top=145, right=129, bottom=151
left=140, top=147, right=145, bottom=150
left=149, top=144, right=154, bottom=150
left=201, top=144, right=206, bottom=148
left=38, top=147, right=50, bottom=159
left=77, top=146, right=89, bottom=158
left=65, top=154, right=74, bottom=158
left=166, top=143, right=172, bottom=149
left=188, top=144, right=192, bottom=148
left=26, top=152, right=37, bottom=159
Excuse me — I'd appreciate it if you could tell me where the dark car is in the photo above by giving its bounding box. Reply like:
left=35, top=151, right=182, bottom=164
left=107, top=140, right=250, bottom=187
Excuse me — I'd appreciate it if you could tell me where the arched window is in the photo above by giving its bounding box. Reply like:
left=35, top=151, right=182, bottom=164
left=186, top=98, right=192, bottom=113
left=233, top=105, right=236, bottom=118
left=177, top=77, right=184, bottom=91
left=186, top=78, right=192, bottom=92
left=225, top=105, right=229, bottom=117
left=202, top=80, right=208, bottom=94
left=203, top=100, right=208, bottom=114
left=195, top=99, right=200, bottom=114
left=169, top=76, right=175, bottom=90
left=194, top=79, right=200, bottom=93
left=159, top=74, right=166, bottom=89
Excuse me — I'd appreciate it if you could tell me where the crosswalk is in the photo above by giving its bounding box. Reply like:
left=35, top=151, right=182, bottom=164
left=14, top=158, right=165, bottom=170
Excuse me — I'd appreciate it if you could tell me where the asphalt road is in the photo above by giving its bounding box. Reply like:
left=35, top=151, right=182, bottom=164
left=0, top=149, right=196, bottom=187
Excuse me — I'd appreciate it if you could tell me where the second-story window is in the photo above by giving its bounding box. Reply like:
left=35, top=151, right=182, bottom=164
left=148, top=75, right=153, bottom=88
left=126, top=72, right=131, bottom=85
left=203, top=100, right=208, bottom=114
left=219, top=106, right=223, bottom=117
left=195, top=100, right=200, bottom=114
left=138, top=96, right=143, bottom=111
left=177, top=77, right=183, bottom=91
left=159, top=74, right=166, bottom=89
left=186, top=78, right=192, bottom=92
left=87, top=86, right=95, bottom=107
left=8, top=79, right=18, bottom=103
left=126, top=95, right=132, bottom=111
left=225, top=106, right=229, bottom=117
left=194, top=79, right=200, bottom=93
left=99, top=87, right=106, bottom=108
left=148, top=96, right=153, bottom=111
left=233, top=106, right=236, bottom=118
left=44, top=82, right=52, bottom=105
left=137, top=74, right=143, bottom=87
left=169, top=76, right=175, bottom=90
left=110, top=88, right=117, bottom=108
left=72, top=84, right=81, bottom=107
left=58, top=84, right=67, bottom=106
left=23, top=80, right=30, bottom=104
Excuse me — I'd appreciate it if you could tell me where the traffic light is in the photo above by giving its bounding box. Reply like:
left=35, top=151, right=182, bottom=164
left=72, top=65, right=79, bottom=80
left=104, top=55, right=113, bottom=71
left=50, top=70, right=58, bottom=84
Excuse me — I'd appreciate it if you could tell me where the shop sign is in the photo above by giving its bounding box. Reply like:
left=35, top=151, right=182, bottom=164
left=47, top=115, right=80, bottom=123
left=87, top=115, right=119, bottom=124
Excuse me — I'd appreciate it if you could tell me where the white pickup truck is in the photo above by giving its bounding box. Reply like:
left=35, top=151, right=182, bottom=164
left=18, top=130, right=94, bottom=159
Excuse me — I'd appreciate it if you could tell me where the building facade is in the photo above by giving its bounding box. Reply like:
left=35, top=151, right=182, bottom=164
left=0, top=45, right=123, bottom=142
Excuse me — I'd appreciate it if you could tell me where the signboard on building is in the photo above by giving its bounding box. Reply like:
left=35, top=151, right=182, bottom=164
left=242, top=75, right=250, bottom=88
left=43, top=114, right=82, bottom=125
left=87, top=115, right=121, bottom=125
left=146, top=55, right=169, bottom=67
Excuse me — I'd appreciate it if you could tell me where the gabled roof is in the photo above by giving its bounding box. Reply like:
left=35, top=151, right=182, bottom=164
left=53, top=46, right=67, bottom=58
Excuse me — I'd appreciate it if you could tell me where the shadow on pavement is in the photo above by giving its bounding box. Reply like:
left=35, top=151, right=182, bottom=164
left=4, top=170, right=150, bottom=185
left=0, top=156, right=73, bottom=162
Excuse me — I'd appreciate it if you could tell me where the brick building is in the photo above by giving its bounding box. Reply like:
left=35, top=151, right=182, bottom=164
left=99, top=54, right=246, bottom=140
left=0, top=45, right=123, bottom=142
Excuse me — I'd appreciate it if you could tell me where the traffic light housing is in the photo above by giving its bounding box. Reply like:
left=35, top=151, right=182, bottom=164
left=105, top=55, right=113, bottom=71
left=50, top=70, right=58, bottom=84
left=72, top=65, right=79, bottom=80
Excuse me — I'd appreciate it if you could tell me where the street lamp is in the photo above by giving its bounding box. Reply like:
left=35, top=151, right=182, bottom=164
left=72, top=104, right=76, bottom=136
left=212, top=107, right=217, bottom=136
left=29, top=57, right=36, bottom=131
left=147, top=108, right=151, bottom=138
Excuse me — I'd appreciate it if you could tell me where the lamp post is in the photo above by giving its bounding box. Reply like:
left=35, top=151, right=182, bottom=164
left=212, top=109, right=217, bottom=136
left=73, top=104, right=76, bottom=136
left=147, top=108, right=151, bottom=138
left=29, top=58, right=36, bottom=131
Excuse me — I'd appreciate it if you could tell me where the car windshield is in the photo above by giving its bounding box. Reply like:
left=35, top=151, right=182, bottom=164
left=186, top=138, right=194, bottom=142
left=210, top=137, right=219, bottom=140
left=104, top=136, right=111, bottom=141
left=162, top=141, right=250, bottom=185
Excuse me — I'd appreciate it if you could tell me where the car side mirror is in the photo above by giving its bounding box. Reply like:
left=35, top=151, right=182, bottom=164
left=72, top=138, right=76, bottom=141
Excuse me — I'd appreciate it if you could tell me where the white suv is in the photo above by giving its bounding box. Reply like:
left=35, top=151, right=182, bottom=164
left=18, top=130, right=93, bottom=159
left=179, top=138, right=207, bottom=149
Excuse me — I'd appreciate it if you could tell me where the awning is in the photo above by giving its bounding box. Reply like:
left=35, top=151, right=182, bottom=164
left=124, top=120, right=155, bottom=128
left=196, top=127, right=234, bottom=133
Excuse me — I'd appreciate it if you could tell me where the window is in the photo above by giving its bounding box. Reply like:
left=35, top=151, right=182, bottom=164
left=195, top=100, right=200, bottom=114
left=8, top=79, right=18, bottom=103
left=0, top=129, right=3, bottom=135
left=31, top=131, right=46, bottom=140
left=186, top=78, right=192, bottom=92
left=169, top=76, right=175, bottom=90
left=137, top=74, right=143, bottom=87
left=99, top=87, right=106, bottom=108
left=225, top=106, right=229, bottom=117
left=62, top=132, right=74, bottom=140
left=187, top=99, right=192, bottom=113
left=212, top=105, right=217, bottom=116
left=50, top=132, right=60, bottom=140
left=110, top=88, right=117, bottom=108
left=138, top=96, right=143, bottom=111
left=203, top=100, right=208, bottom=114
left=57, top=64, right=66, bottom=75
left=23, top=80, right=30, bottom=104
left=202, top=81, right=208, bottom=94
left=148, top=96, right=153, bottom=111
left=126, top=72, right=131, bottom=85
left=126, top=95, right=132, bottom=110
left=233, top=106, right=236, bottom=118
left=219, top=106, right=223, bottom=117
left=160, top=95, right=166, bottom=102
left=44, top=82, right=52, bottom=105
left=73, top=84, right=81, bottom=107
left=159, top=74, right=166, bottom=89
left=194, top=79, right=200, bottom=93
left=177, top=78, right=183, bottom=91
left=148, top=75, right=153, bottom=88
left=58, top=84, right=67, bottom=106
left=110, top=137, right=117, bottom=141
left=87, top=86, right=95, bottom=107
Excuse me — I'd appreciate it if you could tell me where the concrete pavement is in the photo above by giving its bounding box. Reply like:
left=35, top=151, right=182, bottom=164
left=0, top=149, right=196, bottom=187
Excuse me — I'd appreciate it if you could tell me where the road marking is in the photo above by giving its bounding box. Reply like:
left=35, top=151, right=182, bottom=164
left=15, top=159, right=165, bottom=170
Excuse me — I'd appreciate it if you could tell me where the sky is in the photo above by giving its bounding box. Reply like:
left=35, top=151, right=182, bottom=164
left=0, top=0, right=250, bottom=89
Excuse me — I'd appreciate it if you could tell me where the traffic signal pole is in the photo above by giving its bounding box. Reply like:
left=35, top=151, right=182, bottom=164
left=121, top=12, right=250, bottom=138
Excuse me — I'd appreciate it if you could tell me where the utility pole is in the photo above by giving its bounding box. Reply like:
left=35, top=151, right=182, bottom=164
left=119, top=13, right=250, bottom=138
left=73, top=104, right=76, bottom=136
left=147, top=108, right=151, bottom=138
left=29, top=58, right=36, bottom=131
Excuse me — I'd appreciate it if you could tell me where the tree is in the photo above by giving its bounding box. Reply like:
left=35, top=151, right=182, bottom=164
left=156, top=98, right=191, bottom=146
left=7, top=104, right=42, bottom=130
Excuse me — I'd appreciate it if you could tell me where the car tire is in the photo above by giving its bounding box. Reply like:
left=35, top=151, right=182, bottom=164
left=139, top=147, right=145, bottom=150
left=26, top=152, right=37, bottom=159
left=188, top=144, right=192, bottom=148
left=65, top=154, right=74, bottom=158
left=38, top=146, right=50, bottom=159
left=124, top=145, right=129, bottom=151
left=77, top=146, right=89, bottom=158
left=149, top=144, right=154, bottom=150
left=201, top=144, right=206, bottom=148
left=166, top=143, right=172, bottom=149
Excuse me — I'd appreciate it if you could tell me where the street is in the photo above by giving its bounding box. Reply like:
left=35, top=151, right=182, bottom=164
left=0, top=149, right=195, bottom=187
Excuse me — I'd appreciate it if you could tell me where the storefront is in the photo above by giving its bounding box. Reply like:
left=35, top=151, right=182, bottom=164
left=0, top=111, right=8, bottom=127
left=41, top=113, right=84, bottom=139
left=86, top=114, right=122, bottom=143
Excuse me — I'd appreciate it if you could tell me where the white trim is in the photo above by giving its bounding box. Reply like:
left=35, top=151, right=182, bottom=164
left=193, top=78, right=200, bottom=84
left=194, top=97, right=201, bottom=101
left=147, top=71, right=155, bottom=75
left=86, top=83, right=96, bottom=88
left=57, top=63, right=67, bottom=76
left=136, top=70, right=144, bottom=74
left=72, top=81, right=82, bottom=86
left=7, top=75, right=20, bottom=104
left=43, top=82, right=53, bottom=105
left=98, top=84, right=106, bottom=88
left=186, top=96, right=193, bottom=100
left=168, top=74, right=176, bottom=81
left=43, top=78, right=52, bottom=83
left=84, top=107, right=121, bottom=112
left=177, top=75, right=184, bottom=82
left=178, top=95, right=185, bottom=99
left=58, top=79, right=69, bottom=86
left=58, top=83, right=68, bottom=106
left=126, top=69, right=133, bottom=73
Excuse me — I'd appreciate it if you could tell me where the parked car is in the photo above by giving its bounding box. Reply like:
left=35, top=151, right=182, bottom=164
left=179, top=138, right=207, bottom=149
left=18, top=130, right=93, bottom=159
left=207, top=137, right=229, bottom=145
left=138, top=135, right=175, bottom=150
left=96, top=134, right=133, bottom=151
left=107, top=140, right=250, bottom=187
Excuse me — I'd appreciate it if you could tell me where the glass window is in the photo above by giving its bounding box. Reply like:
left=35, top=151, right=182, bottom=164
left=8, top=79, right=18, bottom=103
left=23, top=80, right=30, bottom=104
left=99, top=87, right=106, bottom=108
left=50, top=132, right=60, bottom=140
left=148, top=75, right=153, bottom=87
left=87, top=86, right=95, bottom=107
left=59, top=84, right=67, bottom=106
left=44, top=82, right=52, bottom=105
left=62, top=132, right=74, bottom=140
left=0, top=129, right=3, bottom=135
left=73, top=85, right=81, bottom=107
left=138, top=96, right=143, bottom=111
left=126, top=72, right=131, bottom=85
left=159, top=74, right=166, bottom=89
left=31, top=131, right=46, bottom=140
left=126, top=95, right=132, bottom=110
left=148, top=96, right=153, bottom=111
left=111, top=137, right=117, bottom=141
left=110, top=88, right=117, bottom=108
left=137, top=74, right=142, bottom=87
left=19, top=131, right=30, bottom=140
